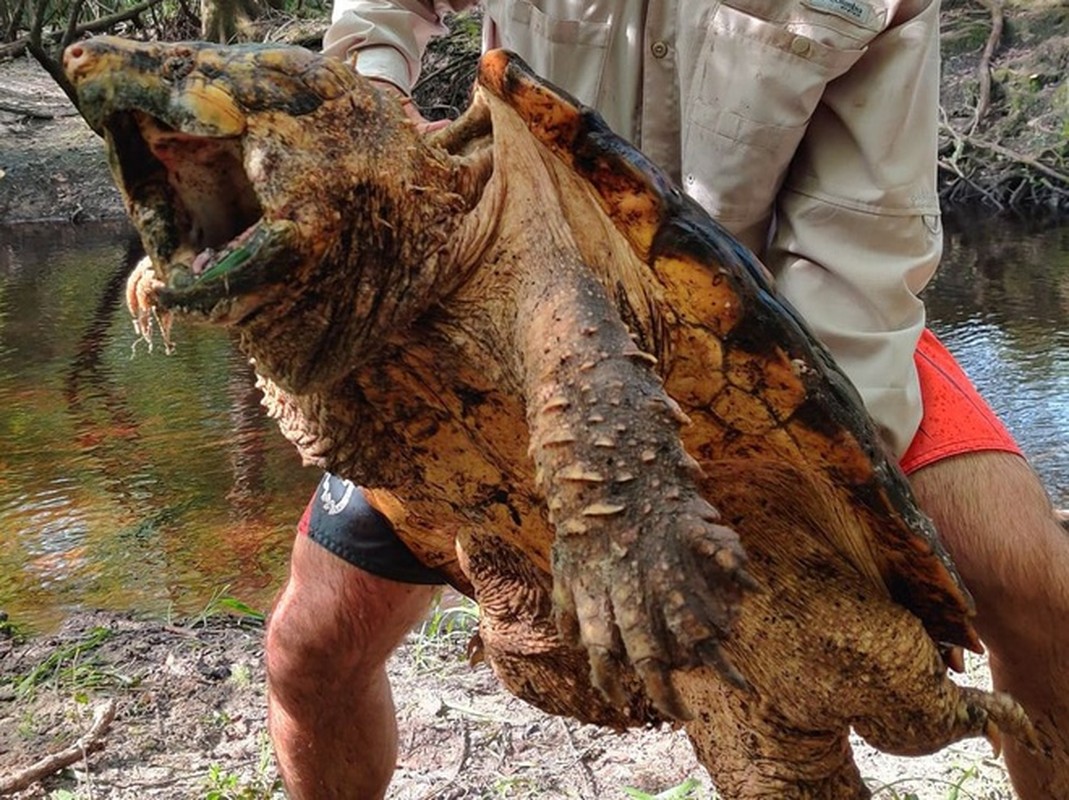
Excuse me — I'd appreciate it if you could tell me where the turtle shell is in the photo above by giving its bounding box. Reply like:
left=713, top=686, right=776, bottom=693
left=476, top=49, right=979, bottom=652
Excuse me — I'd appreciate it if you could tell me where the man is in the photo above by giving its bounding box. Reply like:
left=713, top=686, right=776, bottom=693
left=264, top=3, right=1069, bottom=798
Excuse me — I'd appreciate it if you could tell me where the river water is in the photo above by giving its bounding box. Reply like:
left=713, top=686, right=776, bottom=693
left=1, top=218, right=1067, bottom=633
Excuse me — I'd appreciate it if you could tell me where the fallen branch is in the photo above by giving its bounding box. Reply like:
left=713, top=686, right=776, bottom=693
left=0, top=698, right=118, bottom=795
left=0, top=99, right=79, bottom=118
left=0, top=0, right=163, bottom=61
left=968, top=0, right=1003, bottom=135
left=951, top=127, right=1069, bottom=187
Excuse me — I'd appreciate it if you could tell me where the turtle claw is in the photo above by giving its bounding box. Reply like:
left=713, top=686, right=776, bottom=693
left=695, top=639, right=748, bottom=691
left=550, top=495, right=752, bottom=719
left=589, top=645, right=629, bottom=708
left=940, top=644, right=966, bottom=673
left=634, top=657, right=693, bottom=721
left=734, top=568, right=762, bottom=593
left=970, top=687, right=1038, bottom=753
left=984, top=720, right=1003, bottom=757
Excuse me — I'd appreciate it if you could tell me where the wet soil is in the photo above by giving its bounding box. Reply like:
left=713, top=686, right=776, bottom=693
left=0, top=57, right=118, bottom=224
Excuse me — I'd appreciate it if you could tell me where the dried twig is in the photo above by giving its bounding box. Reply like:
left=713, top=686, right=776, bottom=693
left=4, top=0, right=28, bottom=42
left=0, top=698, right=118, bottom=795
left=559, top=717, right=599, bottom=797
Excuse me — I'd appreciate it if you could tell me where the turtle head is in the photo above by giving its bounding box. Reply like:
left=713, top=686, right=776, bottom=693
left=64, top=36, right=483, bottom=389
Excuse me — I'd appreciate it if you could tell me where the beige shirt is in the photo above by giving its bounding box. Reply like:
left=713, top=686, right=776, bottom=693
left=324, top=2, right=657, bottom=157
left=322, top=0, right=944, bottom=454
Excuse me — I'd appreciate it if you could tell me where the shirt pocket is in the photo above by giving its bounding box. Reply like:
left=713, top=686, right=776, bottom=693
left=679, top=0, right=873, bottom=228
left=483, top=0, right=613, bottom=108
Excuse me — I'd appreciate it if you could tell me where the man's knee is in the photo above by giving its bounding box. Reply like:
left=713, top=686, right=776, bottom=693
left=909, top=450, right=1069, bottom=631
left=266, top=536, right=436, bottom=699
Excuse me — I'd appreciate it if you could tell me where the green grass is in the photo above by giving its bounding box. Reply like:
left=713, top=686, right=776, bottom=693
left=14, top=625, right=133, bottom=699
left=869, top=765, right=992, bottom=799
left=0, top=611, right=27, bottom=643
left=410, top=591, right=480, bottom=671
left=202, top=735, right=284, bottom=800
left=189, top=585, right=267, bottom=628
left=623, top=778, right=711, bottom=800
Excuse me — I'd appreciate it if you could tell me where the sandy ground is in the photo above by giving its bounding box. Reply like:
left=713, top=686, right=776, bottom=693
left=0, top=608, right=1017, bottom=800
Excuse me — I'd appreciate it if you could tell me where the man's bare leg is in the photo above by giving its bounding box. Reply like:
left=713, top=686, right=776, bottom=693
left=266, top=534, right=437, bottom=800
left=910, top=451, right=1069, bottom=799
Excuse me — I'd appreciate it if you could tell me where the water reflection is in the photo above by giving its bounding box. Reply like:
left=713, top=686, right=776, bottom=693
left=0, top=218, right=1066, bottom=633
left=0, top=223, right=314, bottom=632
left=928, top=216, right=1069, bottom=494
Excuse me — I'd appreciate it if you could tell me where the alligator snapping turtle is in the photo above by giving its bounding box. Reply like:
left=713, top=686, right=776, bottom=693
left=64, top=36, right=1033, bottom=797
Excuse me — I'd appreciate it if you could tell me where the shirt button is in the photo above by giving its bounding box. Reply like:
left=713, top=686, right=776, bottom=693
left=790, top=36, right=811, bottom=56
left=651, top=40, right=669, bottom=59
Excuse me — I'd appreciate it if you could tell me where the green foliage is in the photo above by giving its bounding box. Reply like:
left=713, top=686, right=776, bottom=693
left=0, top=611, right=27, bottom=643
left=202, top=737, right=284, bottom=799
left=941, top=16, right=993, bottom=59
left=417, top=594, right=479, bottom=640
left=203, top=763, right=273, bottom=800
left=15, top=624, right=133, bottom=698
left=870, top=765, right=986, bottom=800
left=413, top=9, right=482, bottom=121
left=410, top=593, right=480, bottom=671
left=488, top=776, right=539, bottom=798
left=622, top=778, right=710, bottom=800
left=191, top=585, right=267, bottom=627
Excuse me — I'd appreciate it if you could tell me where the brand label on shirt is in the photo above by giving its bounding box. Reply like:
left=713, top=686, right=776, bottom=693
left=803, top=0, right=880, bottom=29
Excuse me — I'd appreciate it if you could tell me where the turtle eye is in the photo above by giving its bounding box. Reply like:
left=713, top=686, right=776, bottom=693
left=161, top=52, right=195, bottom=83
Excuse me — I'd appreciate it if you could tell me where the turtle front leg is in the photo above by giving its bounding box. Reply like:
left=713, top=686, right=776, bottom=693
left=514, top=256, right=754, bottom=719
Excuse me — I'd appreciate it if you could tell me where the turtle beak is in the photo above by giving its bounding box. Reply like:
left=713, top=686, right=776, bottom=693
left=64, top=37, right=289, bottom=320
left=100, top=106, right=263, bottom=279
left=106, top=105, right=301, bottom=323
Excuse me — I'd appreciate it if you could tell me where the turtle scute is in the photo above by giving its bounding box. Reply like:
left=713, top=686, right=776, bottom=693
left=65, top=37, right=1036, bottom=799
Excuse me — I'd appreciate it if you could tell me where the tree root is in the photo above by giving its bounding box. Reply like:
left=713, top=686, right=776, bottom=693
left=939, top=119, right=1069, bottom=211
left=0, top=698, right=118, bottom=795
left=937, top=1, right=1068, bottom=212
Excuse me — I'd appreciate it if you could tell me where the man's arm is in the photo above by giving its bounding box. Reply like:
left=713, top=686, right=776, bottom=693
left=323, top=0, right=478, bottom=94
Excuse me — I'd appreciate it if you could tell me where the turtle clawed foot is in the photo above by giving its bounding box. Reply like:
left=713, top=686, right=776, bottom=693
left=968, top=688, right=1037, bottom=754
left=633, top=657, right=693, bottom=721
left=551, top=498, right=755, bottom=720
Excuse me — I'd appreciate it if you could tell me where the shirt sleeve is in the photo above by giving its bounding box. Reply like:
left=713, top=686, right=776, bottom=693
left=322, top=0, right=478, bottom=94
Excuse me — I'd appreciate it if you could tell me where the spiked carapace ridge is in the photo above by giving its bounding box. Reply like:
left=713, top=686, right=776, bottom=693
left=66, top=36, right=1034, bottom=798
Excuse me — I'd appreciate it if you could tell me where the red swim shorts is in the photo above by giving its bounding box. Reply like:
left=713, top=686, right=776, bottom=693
left=898, top=329, right=1023, bottom=475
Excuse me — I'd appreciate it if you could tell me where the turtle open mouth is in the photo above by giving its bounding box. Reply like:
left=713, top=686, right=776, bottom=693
left=105, top=108, right=297, bottom=318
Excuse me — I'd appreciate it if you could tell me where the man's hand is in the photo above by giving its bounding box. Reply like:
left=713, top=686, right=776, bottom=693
left=369, top=79, right=451, bottom=135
